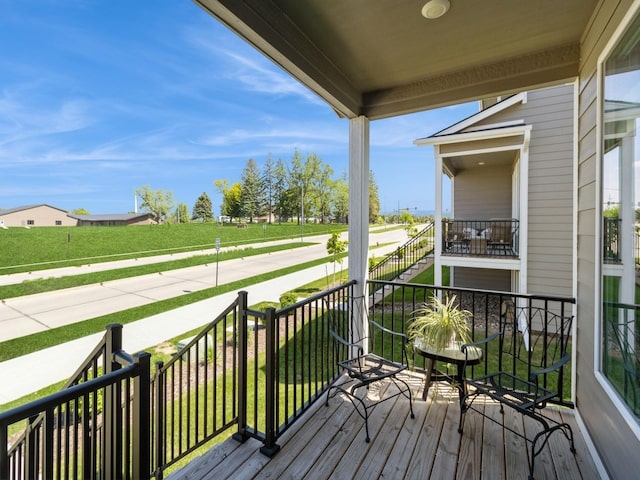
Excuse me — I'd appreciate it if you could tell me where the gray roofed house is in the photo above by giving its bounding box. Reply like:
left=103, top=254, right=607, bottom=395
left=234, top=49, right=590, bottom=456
left=68, top=212, right=156, bottom=226
left=0, top=204, right=77, bottom=227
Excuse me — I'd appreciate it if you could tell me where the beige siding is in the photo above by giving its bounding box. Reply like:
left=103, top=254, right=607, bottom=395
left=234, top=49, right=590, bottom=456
left=486, top=84, right=576, bottom=297
left=0, top=206, right=77, bottom=227
left=453, top=164, right=512, bottom=219
left=452, top=267, right=511, bottom=292
left=576, top=1, right=640, bottom=478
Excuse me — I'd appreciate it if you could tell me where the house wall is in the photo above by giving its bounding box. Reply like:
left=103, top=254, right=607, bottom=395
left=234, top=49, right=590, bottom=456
left=0, top=206, right=77, bottom=227
left=452, top=164, right=512, bottom=219
left=453, top=267, right=511, bottom=291
left=575, top=0, right=640, bottom=477
left=473, top=84, right=575, bottom=298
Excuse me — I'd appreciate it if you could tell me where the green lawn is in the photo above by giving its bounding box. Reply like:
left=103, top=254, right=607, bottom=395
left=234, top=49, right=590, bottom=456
left=0, top=222, right=346, bottom=274
left=0, top=242, right=310, bottom=299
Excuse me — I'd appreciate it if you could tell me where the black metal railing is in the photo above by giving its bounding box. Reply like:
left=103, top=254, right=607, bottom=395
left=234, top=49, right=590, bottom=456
left=152, top=282, right=356, bottom=475
left=151, top=292, right=247, bottom=478
left=369, top=222, right=434, bottom=282
left=238, top=281, right=356, bottom=456
left=442, top=218, right=519, bottom=258
left=1, top=280, right=577, bottom=478
left=0, top=324, right=151, bottom=480
left=367, top=279, right=575, bottom=406
left=603, top=301, right=640, bottom=416
left=604, top=217, right=622, bottom=263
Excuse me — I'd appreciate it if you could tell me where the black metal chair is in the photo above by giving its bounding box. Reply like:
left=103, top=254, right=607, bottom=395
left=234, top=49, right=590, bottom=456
left=325, top=317, right=415, bottom=442
left=458, top=304, right=576, bottom=480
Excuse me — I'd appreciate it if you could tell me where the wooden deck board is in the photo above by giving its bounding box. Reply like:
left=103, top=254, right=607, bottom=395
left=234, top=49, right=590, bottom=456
left=455, top=398, right=483, bottom=480
left=166, top=375, right=603, bottom=480
left=480, top=403, right=506, bottom=479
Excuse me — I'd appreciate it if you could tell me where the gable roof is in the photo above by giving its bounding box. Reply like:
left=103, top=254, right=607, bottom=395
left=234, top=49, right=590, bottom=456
left=68, top=213, right=152, bottom=222
left=414, top=93, right=528, bottom=147
left=0, top=204, right=69, bottom=216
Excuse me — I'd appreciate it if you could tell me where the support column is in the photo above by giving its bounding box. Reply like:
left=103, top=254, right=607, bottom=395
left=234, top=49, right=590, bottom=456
left=434, top=151, right=443, bottom=287
left=349, top=116, right=370, bottom=347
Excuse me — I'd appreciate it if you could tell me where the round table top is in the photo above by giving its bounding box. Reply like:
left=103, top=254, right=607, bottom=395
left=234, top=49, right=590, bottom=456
left=413, top=338, right=482, bottom=363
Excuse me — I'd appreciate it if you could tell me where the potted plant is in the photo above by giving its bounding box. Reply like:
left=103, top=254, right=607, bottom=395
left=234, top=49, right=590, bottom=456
left=407, top=294, right=472, bottom=352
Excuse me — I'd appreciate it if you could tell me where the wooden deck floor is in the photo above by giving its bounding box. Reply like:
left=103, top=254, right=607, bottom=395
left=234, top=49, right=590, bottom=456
left=167, top=373, right=601, bottom=480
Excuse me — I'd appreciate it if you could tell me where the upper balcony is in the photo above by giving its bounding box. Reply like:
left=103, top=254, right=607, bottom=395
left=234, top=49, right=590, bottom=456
left=442, top=218, right=519, bottom=259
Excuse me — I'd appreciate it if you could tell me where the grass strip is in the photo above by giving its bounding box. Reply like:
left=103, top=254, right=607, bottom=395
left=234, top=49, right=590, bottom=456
left=0, top=253, right=347, bottom=363
left=0, top=242, right=312, bottom=300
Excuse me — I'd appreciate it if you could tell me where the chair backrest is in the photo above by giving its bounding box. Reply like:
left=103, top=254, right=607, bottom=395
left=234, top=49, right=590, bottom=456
left=489, top=220, right=512, bottom=244
left=499, top=304, right=573, bottom=393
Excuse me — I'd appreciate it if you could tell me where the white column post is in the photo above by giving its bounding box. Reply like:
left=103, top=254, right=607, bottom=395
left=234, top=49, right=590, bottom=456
left=349, top=116, right=370, bottom=347
left=434, top=150, right=443, bottom=287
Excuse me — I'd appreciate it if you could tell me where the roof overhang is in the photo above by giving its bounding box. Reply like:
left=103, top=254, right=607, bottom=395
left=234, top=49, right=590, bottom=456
left=195, top=0, right=598, bottom=120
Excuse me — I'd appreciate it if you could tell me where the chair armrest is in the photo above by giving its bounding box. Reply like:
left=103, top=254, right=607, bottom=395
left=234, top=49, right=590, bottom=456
left=461, top=331, right=502, bottom=353
left=329, top=327, right=364, bottom=357
left=460, top=332, right=501, bottom=370
left=369, top=319, right=408, bottom=342
left=529, top=353, right=570, bottom=382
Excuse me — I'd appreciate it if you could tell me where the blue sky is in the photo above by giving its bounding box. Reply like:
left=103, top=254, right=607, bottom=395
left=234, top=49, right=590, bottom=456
left=0, top=1, right=477, bottom=216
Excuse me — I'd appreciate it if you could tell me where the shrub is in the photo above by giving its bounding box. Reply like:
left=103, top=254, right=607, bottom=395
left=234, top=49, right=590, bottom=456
left=279, top=292, right=298, bottom=308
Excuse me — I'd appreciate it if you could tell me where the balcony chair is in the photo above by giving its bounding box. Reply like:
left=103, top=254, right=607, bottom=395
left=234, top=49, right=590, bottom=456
left=458, top=304, right=575, bottom=480
left=326, top=316, right=415, bottom=442
left=487, top=219, right=514, bottom=255
left=445, top=220, right=468, bottom=253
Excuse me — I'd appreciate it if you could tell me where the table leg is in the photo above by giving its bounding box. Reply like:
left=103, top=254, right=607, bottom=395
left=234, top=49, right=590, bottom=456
left=422, top=358, right=435, bottom=401
left=456, top=364, right=466, bottom=405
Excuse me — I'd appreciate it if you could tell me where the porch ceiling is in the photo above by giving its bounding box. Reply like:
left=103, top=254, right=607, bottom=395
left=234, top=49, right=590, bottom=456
left=445, top=149, right=515, bottom=174
left=195, top=0, right=598, bottom=119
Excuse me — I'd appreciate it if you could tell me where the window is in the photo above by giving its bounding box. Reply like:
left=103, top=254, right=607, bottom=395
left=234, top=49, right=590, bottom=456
left=55, top=220, right=62, bottom=225
left=26, top=220, right=34, bottom=225
left=601, top=11, right=640, bottom=418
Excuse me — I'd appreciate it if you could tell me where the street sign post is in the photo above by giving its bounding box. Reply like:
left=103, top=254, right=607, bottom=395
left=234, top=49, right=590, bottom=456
left=215, top=237, right=220, bottom=286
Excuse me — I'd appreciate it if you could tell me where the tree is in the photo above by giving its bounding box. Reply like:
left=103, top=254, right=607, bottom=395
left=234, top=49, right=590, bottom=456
left=332, top=173, right=349, bottom=223
left=192, top=192, right=214, bottom=222
left=240, top=158, right=265, bottom=222
left=174, top=203, right=190, bottom=224
left=369, top=170, right=381, bottom=224
left=263, top=154, right=276, bottom=223
left=326, top=232, right=347, bottom=285
left=215, top=180, right=243, bottom=222
left=71, top=208, right=90, bottom=215
left=135, top=185, right=174, bottom=223
left=273, top=159, right=293, bottom=221
left=315, top=162, right=334, bottom=223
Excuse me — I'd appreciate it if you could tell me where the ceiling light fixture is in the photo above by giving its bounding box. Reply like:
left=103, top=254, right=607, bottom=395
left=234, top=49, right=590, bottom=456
left=421, top=0, right=450, bottom=19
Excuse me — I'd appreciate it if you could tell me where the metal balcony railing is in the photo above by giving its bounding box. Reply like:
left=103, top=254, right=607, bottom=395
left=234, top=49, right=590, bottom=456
left=442, top=219, right=519, bottom=258
left=0, top=324, right=151, bottom=480
left=368, top=223, right=434, bottom=282
left=1, top=281, right=577, bottom=478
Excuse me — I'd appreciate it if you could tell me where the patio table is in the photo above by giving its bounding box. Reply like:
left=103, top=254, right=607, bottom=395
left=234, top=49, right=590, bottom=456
left=413, top=338, right=482, bottom=401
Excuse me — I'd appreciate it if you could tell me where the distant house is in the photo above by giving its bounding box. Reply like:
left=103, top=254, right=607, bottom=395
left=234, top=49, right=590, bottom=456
left=0, top=204, right=77, bottom=227
left=68, top=213, right=156, bottom=226
left=0, top=205, right=156, bottom=227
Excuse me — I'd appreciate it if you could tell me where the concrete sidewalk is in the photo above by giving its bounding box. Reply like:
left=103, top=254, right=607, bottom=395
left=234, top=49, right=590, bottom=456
left=0, top=262, right=335, bottom=404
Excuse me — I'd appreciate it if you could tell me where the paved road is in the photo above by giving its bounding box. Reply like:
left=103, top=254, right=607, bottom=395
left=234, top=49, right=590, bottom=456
left=0, top=227, right=409, bottom=404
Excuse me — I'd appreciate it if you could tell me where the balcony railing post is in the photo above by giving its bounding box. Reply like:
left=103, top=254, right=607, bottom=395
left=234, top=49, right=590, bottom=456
left=260, top=306, right=281, bottom=457
left=132, top=352, right=151, bottom=480
left=233, top=291, right=250, bottom=444
left=0, top=424, right=7, bottom=480
left=154, top=361, right=165, bottom=480
left=104, top=323, right=122, bottom=480
left=24, top=415, right=38, bottom=480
